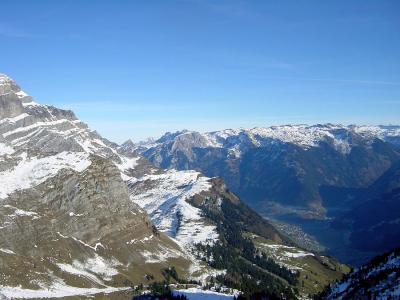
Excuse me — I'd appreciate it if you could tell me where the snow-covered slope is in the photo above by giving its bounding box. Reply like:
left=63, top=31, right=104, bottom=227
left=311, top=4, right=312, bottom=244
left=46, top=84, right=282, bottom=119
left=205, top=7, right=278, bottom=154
left=353, top=125, right=400, bottom=148
left=323, top=247, right=400, bottom=299
left=128, top=170, right=219, bottom=248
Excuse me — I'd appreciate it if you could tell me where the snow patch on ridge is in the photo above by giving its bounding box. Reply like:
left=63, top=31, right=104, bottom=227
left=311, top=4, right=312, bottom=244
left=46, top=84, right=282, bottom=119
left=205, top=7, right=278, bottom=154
left=0, top=248, right=15, bottom=255
left=140, top=244, right=182, bottom=264
left=0, top=280, right=127, bottom=299
left=116, top=156, right=140, bottom=180
left=0, top=151, right=91, bottom=199
left=0, top=113, right=30, bottom=125
left=68, top=255, right=121, bottom=281
left=3, top=119, right=72, bottom=138
left=173, top=287, right=238, bottom=300
left=15, top=90, right=28, bottom=99
left=4, top=205, right=39, bottom=219
left=0, top=143, right=14, bottom=156
left=57, top=263, right=105, bottom=285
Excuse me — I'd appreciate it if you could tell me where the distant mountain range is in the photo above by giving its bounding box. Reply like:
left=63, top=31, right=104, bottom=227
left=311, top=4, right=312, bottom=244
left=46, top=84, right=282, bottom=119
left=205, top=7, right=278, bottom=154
left=124, top=124, right=400, bottom=264
left=125, top=125, right=400, bottom=218
left=0, top=74, right=348, bottom=299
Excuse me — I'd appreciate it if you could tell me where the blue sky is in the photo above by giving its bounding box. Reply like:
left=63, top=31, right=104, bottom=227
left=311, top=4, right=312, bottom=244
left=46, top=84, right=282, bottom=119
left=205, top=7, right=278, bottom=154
left=1, top=1, right=399, bottom=143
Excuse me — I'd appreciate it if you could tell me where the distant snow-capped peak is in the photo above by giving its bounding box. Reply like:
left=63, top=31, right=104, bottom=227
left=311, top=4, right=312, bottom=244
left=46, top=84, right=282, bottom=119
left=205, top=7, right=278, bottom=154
left=125, top=123, right=400, bottom=158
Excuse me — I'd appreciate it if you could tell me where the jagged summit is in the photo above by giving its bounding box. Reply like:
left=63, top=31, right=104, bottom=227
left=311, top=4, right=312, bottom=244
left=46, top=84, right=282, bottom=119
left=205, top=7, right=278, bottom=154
left=156, top=129, right=190, bottom=143
left=0, top=73, right=32, bottom=102
left=131, top=123, right=400, bottom=154
left=0, top=73, right=101, bottom=155
left=0, top=74, right=19, bottom=94
left=120, top=137, right=158, bottom=154
left=0, top=74, right=35, bottom=120
left=120, top=138, right=135, bottom=149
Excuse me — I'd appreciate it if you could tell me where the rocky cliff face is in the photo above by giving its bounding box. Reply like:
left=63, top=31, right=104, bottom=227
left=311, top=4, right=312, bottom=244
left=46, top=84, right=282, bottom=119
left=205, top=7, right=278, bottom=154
left=0, top=156, right=189, bottom=291
left=0, top=74, right=193, bottom=298
left=0, top=74, right=27, bottom=119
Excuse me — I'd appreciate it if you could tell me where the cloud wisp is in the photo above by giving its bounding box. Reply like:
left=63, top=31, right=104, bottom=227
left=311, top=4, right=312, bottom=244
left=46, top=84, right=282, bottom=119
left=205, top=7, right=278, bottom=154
left=267, top=76, right=400, bottom=86
left=0, top=24, right=32, bottom=38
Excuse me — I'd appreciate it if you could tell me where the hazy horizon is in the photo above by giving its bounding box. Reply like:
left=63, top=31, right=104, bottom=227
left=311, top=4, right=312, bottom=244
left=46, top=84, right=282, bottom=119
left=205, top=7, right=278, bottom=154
left=1, top=1, right=399, bottom=142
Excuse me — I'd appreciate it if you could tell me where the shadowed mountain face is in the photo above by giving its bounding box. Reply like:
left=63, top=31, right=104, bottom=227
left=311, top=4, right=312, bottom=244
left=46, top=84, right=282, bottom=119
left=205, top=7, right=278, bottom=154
left=0, top=74, right=348, bottom=298
left=126, top=127, right=400, bottom=220
left=333, top=161, right=400, bottom=254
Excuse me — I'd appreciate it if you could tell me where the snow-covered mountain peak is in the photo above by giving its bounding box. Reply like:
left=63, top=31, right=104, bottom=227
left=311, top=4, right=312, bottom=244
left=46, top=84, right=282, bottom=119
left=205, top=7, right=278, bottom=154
left=246, top=124, right=352, bottom=148
left=156, top=129, right=191, bottom=143
left=0, top=74, right=19, bottom=94
left=352, top=124, right=400, bottom=140
left=0, top=73, right=134, bottom=175
left=132, top=123, right=400, bottom=159
left=0, top=74, right=32, bottom=103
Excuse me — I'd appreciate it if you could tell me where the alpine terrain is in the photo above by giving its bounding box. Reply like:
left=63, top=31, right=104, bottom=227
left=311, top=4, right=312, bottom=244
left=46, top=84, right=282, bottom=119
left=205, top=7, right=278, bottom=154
left=126, top=127, right=400, bottom=219
left=124, top=126, right=400, bottom=264
left=0, top=74, right=349, bottom=299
